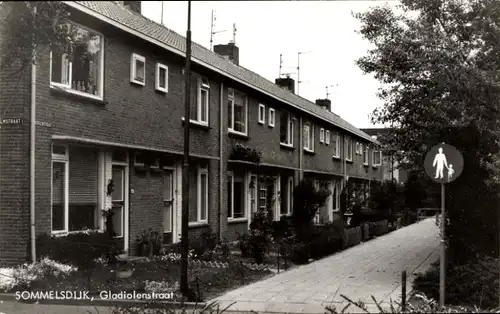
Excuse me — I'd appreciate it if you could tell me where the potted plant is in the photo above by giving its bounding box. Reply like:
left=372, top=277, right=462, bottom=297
left=115, top=258, right=134, bottom=279
left=136, top=230, right=151, bottom=257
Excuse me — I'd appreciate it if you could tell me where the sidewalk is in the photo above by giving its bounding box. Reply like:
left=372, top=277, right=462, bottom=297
left=211, top=218, right=440, bottom=313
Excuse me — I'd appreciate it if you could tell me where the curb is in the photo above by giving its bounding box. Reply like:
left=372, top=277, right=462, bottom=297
left=0, top=293, right=206, bottom=309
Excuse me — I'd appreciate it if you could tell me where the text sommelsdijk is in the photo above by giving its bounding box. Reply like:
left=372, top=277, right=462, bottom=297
left=15, top=290, right=175, bottom=301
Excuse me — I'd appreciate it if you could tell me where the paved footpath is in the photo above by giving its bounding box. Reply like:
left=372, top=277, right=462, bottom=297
left=211, top=218, right=439, bottom=314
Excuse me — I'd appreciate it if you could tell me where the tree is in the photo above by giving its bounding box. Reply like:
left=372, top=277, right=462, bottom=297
left=355, top=0, right=500, bottom=262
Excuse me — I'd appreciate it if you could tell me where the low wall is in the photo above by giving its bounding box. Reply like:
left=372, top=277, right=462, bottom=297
left=345, top=226, right=362, bottom=248
left=369, top=219, right=389, bottom=237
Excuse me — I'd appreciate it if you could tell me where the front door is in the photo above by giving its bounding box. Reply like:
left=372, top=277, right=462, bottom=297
left=111, top=165, right=126, bottom=240
left=163, top=169, right=175, bottom=244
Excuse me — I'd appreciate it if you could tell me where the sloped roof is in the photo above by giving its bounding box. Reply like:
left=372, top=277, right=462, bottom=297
left=68, top=1, right=378, bottom=144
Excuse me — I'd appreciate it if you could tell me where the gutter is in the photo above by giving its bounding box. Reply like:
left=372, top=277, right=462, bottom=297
left=299, top=117, right=303, bottom=180
left=218, top=82, right=223, bottom=240
left=30, top=5, right=37, bottom=264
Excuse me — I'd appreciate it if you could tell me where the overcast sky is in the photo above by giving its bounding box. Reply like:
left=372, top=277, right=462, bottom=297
left=141, top=1, right=400, bottom=129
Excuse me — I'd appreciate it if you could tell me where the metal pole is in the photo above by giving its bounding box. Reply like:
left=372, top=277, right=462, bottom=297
left=30, top=4, right=37, bottom=264
left=402, top=270, right=407, bottom=312
left=439, top=183, right=446, bottom=309
left=181, top=0, right=192, bottom=296
left=160, top=1, right=164, bottom=25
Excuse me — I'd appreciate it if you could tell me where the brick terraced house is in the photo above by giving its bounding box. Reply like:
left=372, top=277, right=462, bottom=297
left=0, top=1, right=383, bottom=265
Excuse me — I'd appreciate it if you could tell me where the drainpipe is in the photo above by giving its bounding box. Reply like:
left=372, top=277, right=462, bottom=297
left=218, top=82, right=223, bottom=240
left=30, top=4, right=37, bottom=264
left=299, top=117, right=303, bottom=180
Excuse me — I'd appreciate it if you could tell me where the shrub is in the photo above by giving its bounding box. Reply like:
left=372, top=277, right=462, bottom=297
left=190, top=228, right=218, bottom=258
left=290, top=241, right=310, bottom=265
left=36, top=231, right=120, bottom=267
left=413, top=256, right=499, bottom=309
left=238, top=210, right=272, bottom=264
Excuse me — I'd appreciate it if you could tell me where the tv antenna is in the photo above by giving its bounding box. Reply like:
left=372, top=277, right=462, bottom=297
left=160, top=1, right=164, bottom=25
left=209, top=10, right=226, bottom=50
left=297, top=51, right=312, bottom=96
left=231, top=23, right=237, bottom=44
left=326, top=84, right=338, bottom=99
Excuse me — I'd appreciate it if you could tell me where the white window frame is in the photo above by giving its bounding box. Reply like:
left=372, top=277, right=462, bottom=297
left=197, top=167, right=209, bottom=223
left=355, top=142, right=360, bottom=155
left=363, top=145, right=369, bottom=165
left=286, top=176, right=293, bottom=215
left=325, top=130, right=330, bottom=145
left=303, top=122, right=314, bottom=152
left=51, top=144, right=70, bottom=234
left=280, top=113, right=294, bottom=147
left=320, top=128, right=325, bottom=143
left=228, top=88, right=248, bottom=136
left=227, top=172, right=247, bottom=221
left=130, top=53, right=146, bottom=86
left=346, top=137, right=353, bottom=161
left=196, top=77, right=210, bottom=125
left=332, top=181, right=340, bottom=212
left=49, top=22, right=105, bottom=100
left=373, top=150, right=382, bottom=167
left=268, top=108, right=275, bottom=127
left=258, top=104, right=265, bottom=124
left=332, top=132, right=340, bottom=158
left=155, top=63, right=168, bottom=93
left=359, top=143, right=363, bottom=156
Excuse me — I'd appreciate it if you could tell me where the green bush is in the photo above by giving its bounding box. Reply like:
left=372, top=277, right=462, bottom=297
left=413, top=256, right=499, bottom=309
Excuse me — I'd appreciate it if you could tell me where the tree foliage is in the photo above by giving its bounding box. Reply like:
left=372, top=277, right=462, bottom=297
left=1, top=1, right=72, bottom=71
left=356, top=0, right=500, bottom=261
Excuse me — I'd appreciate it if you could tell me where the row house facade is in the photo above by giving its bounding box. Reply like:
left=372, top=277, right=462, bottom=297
left=0, top=1, right=383, bottom=265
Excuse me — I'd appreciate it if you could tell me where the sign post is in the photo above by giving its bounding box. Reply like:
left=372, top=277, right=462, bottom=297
left=424, top=143, right=463, bottom=309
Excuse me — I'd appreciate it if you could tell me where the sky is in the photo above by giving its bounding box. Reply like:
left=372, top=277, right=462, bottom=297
left=141, top=1, right=400, bottom=129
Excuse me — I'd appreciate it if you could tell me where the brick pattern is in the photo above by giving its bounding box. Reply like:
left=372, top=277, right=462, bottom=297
left=0, top=7, right=383, bottom=265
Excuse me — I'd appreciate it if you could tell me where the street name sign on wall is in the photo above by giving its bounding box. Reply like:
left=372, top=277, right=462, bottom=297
left=424, top=143, right=464, bottom=184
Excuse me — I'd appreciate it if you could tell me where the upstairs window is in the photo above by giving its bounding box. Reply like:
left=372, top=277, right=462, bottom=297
left=363, top=145, right=369, bottom=165
left=196, top=77, right=210, bottom=124
left=320, top=128, right=325, bottom=143
left=325, top=130, right=330, bottom=145
left=303, top=122, right=314, bottom=152
left=346, top=137, right=353, bottom=161
left=258, top=104, right=265, bottom=124
left=50, top=23, right=104, bottom=98
left=268, top=108, right=275, bottom=127
left=332, top=132, right=340, bottom=158
left=130, top=53, right=145, bottom=85
left=228, top=89, right=248, bottom=135
left=155, top=63, right=168, bottom=93
left=280, top=112, right=294, bottom=146
left=373, top=150, right=382, bottom=166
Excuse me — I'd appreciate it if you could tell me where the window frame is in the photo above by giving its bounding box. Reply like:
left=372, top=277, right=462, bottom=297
left=325, top=130, right=330, bottom=145
left=332, top=181, right=340, bottom=212
left=49, top=22, right=105, bottom=100
left=346, top=137, right=353, bottom=161
left=51, top=144, right=70, bottom=234
left=130, top=53, right=146, bottom=86
left=286, top=176, right=294, bottom=215
left=155, top=63, right=168, bottom=93
left=227, top=172, right=246, bottom=220
left=268, top=108, right=275, bottom=127
left=332, top=132, right=340, bottom=158
left=228, top=88, right=248, bottom=136
left=320, top=128, right=325, bottom=143
left=280, top=112, right=294, bottom=147
left=196, top=77, right=210, bottom=125
left=363, top=145, right=369, bottom=165
left=197, top=167, right=209, bottom=223
left=303, top=122, right=315, bottom=152
left=258, top=104, right=266, bottom=125
left=373, top=150, right=382, bottom=167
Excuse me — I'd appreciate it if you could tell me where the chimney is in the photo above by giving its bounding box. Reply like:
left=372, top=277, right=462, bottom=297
left=275, top=76, right=295, bottom=94
left=214, top=42, right=239, bottom=66
left=123, top=1, right=141, bottom=14
left=315, top=98, right=332, bottom=112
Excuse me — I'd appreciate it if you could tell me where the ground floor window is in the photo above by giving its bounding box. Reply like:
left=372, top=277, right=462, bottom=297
left=228, top=171, right=245, bottom=219
left=51, top=144, right=99, bottom=233
left=189, top=165, right=208, bottom=223
left=332, top=180, right=340, bottom=212
left=259, top=176, right=276, bottom=219
left=280, top=176, right=293, bottom=216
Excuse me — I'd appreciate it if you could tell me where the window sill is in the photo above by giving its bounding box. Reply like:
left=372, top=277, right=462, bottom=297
left=364, top=163, right=369, bottom=167
left=228, top=130, right=249, bottom=140
left=258, top=121, right=265, bottom=125
left=373, top=165, right=381, bottom=168
left=303, top=148, right=315, bottom=155
left=130, top=79, right=145, bottom=86
left=333, top=155, right=341, bottom=160
left=346, top=159, right=353, bottom=163
left=50, top=229, right=104, bottom=237
left=181, top=117, right=211, bottom=130
left=155, top=87, right=168, bottom=94
left=228, top=218, right=248, bottom=224
left=280, top=213, right=292, bottom=217
left=189, top=221, right=209, bottom=228
left=280, top=143, right=295, bottom=150
left=50, top=85, right=108, bottom=105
